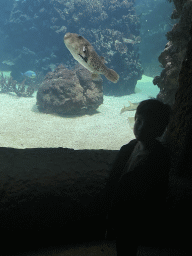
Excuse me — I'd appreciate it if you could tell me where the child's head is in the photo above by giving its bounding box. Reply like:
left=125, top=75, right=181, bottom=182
left=134, top=99, right=171, bottom=142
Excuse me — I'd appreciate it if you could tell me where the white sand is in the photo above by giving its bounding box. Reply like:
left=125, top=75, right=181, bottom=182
left=0, top=75, right=159, bottom=150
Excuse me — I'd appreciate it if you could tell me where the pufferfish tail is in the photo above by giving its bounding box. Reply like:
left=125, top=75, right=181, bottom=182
left=105, top=68, right=119, bottom=83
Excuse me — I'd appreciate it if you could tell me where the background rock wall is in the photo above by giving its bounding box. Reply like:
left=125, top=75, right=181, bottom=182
left=1, top=0, right=142, bottom=96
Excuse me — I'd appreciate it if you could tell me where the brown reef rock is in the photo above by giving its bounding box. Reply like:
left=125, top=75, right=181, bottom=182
left=36, top=64, right=103, bottom=115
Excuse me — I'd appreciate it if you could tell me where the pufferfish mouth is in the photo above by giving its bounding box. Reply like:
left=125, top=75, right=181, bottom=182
left=78, top=54, right=88, bottom=63
left=64, top=33, right=71, bottom=40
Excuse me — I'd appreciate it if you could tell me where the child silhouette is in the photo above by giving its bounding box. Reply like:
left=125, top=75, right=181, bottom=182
left=105, top=99, right=171, bottom=255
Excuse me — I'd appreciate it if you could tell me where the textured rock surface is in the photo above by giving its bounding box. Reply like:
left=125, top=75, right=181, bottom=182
left=36, top=64, right=103, bottom=115
left=153, top=0, right=192, bottom=106
left=164, top=24, right=192, bottom=177
left=163, top=22, right=192, bottom=251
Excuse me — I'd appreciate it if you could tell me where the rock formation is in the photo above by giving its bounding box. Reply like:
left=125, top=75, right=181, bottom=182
left=162, top=23, right=192, bottom=252
left=36, top=64, right=103, bottom=115
left=153, top=0, right=192, bottom=106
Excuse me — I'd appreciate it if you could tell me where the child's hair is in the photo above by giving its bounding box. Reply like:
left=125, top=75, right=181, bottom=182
left=136, top=98, right=172, bottom=137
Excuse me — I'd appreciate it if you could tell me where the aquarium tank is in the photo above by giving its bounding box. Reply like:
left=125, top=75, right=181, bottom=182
left=0, top=0, right=174, bottom=150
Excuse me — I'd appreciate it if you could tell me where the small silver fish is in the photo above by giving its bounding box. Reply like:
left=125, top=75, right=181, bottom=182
left=120, top=101, right=140, bottom=114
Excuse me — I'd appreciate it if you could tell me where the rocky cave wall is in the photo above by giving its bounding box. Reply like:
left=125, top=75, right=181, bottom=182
left=164, top=24, right=192, bottom=177
left=161, top=23, right=192, bottom=251
left=153, top=0, right=192, bottom=106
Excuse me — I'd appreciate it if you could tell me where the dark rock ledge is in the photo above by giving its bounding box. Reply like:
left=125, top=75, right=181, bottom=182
left=0, top=147, right=116, bottom=255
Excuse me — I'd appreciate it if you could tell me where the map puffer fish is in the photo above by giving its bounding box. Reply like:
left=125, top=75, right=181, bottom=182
left=64, top=32, right=119, bottom=83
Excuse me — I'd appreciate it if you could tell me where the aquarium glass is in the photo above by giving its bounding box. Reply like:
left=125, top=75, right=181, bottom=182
left=0, top=0, right=174, bottom=150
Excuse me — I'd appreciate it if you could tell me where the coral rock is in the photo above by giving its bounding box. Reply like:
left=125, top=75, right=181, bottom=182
left=36, top=64, right=103, bottom=115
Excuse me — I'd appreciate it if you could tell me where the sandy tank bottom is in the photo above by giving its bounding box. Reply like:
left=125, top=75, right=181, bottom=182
left=0, top=75, right=158, bottom=150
